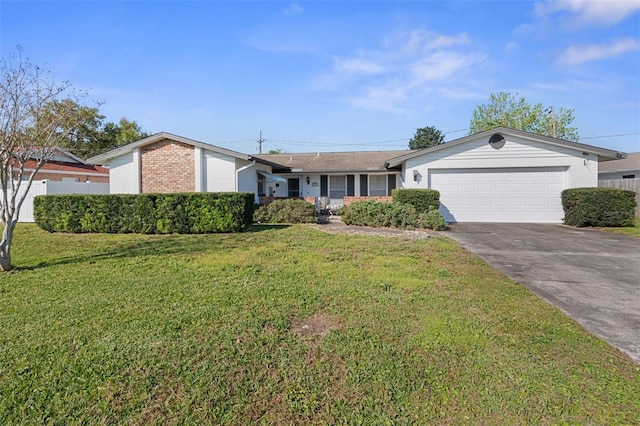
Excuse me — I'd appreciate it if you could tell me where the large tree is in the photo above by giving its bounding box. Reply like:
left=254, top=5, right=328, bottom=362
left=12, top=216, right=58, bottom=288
left=51, top=101, right=148, bottom=159
left=408, top=126, right=445, bottom=150
left=469, top=92, right=579, bottom=141
left=0, top=48, right=88, bottom=270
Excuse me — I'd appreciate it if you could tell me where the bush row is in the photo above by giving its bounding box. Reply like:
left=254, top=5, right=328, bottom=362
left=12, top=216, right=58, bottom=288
left=34, top=192, right=255, bottom=234
left=253, top=199, right=317, bottom=224
left=391, top=188, right=440, bottom=212
left=341, top=200, right=447, bottom=231
left=562, top=187, right=636, bottom=227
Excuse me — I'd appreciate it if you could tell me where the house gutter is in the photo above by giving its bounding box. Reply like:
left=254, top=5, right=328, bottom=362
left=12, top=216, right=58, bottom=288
left=235, top=160, right=256, bottom=191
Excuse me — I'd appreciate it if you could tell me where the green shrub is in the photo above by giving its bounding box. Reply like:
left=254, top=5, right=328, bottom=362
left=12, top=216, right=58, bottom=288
left=562, top=187, right=636, bottom=227
left=387, top=203, right=419, bottom=229
left=419, top=207, right=448, bottom=231
left=34, top=192, right=255, bottom=234
left=392, top=188, right=440, bottom=212
left=343, top=199, right=449, bottom=231
left=341, top=200, right=389, bottom=227
left=253, top=199, right=317, bottom=224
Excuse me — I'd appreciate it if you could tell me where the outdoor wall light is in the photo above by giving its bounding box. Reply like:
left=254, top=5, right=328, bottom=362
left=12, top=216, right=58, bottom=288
left=413, top=170, right=420, bottom=182
left=306, top=176, right=310, bottom=185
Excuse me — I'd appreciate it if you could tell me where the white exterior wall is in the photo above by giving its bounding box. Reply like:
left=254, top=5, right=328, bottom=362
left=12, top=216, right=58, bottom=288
left=403, top=136, right=598, bottom=190
left=109, top=150, right=140, bottom=194
left=17, top=180, right=109, bottom=222
left=238, top=160, right=265, bottom=194
left=203, top=150, right=236, bottom=192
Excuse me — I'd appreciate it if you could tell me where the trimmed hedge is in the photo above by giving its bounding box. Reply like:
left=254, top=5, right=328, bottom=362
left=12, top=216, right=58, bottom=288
left=562, top=187, right=636, bottom=227
left=253, top=199, right=317, bottom=224
left=392, top=188, right=440, bottom=212
left=341, top=200, right=447, bottom=231
left=34, top=192, right=255, bottom=233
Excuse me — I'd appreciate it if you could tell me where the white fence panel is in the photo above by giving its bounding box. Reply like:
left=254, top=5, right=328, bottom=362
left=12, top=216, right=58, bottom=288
left=15, top=181, right=47, bottom=223
left=13, top=180, right=110, bottom=222
left=45, top=181, right=109, bottom=195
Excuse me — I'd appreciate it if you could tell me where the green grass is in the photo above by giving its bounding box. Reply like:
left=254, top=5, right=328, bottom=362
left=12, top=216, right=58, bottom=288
left=595, top=217, right=640, bottom=237
left=1, top=224, right=639, bottom=424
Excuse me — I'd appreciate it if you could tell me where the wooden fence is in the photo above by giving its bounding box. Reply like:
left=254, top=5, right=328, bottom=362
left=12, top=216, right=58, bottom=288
left=598, top=178, right=640, bottom=217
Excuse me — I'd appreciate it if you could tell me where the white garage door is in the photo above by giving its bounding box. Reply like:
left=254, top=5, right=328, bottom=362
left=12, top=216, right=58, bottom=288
left=430, top=167, right=567, bottom=223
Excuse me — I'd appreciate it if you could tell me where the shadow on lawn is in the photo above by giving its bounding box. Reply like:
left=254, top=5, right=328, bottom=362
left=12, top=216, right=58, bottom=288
left=20, top=224, right=292, bottom=271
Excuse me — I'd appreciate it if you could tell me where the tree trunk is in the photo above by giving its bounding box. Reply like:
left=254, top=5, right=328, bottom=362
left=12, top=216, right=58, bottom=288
left=0, top=223, right=14, bottom=271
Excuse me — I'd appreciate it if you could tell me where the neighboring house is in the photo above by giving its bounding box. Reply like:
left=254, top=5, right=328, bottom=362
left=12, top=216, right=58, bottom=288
left=598, top=152, right=640, bottom=180
left=16, top=148, right=110, bottom=222
left=22, top=147, right=109, bottom=183
left=88, top=128, right=626, bottom=224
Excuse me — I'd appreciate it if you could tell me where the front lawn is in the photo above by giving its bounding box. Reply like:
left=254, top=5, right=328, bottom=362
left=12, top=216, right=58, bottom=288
left=1, top=224, right=638, bottom=423
left=596, top=217, right=640, bottom=237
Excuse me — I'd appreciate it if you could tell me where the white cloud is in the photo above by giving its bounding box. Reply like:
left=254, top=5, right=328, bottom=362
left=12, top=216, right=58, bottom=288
left=333, top=56, right=386, bottom=75
left=349, top=85, right=408, bottom=112
left=535, top=0, right=640, bottom=25
left=404, top=30, right=470, bottom=53
left=318, top=29, right=484, bottom=112
left=504, top=41, right=519, bottom=52
left=283, top=3, right=303, bottom=16
left=410, top=51, right=481, bottom=83
left=558, top=38, right=640, bottom=65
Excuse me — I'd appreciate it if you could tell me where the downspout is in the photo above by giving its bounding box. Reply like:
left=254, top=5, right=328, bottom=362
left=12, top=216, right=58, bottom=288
left=236, top=160, right=256, bottom=191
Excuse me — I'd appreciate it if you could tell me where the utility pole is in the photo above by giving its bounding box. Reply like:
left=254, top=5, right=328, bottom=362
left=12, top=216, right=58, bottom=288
left=545, top=106, right=557, bottom=138
left=257, top=130, right=263, bottom=154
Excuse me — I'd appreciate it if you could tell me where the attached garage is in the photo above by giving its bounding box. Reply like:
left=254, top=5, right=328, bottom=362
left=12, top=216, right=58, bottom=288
left=386, top=127, right=625, bottom=224
left=429, top=167, right=566, bottom=223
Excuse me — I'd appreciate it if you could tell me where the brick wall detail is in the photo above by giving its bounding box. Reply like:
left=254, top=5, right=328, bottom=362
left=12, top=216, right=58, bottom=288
left=140, top=139, right=195, bottom=193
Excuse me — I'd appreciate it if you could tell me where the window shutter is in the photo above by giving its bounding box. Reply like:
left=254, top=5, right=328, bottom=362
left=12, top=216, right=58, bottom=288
left=347, top=175, right=355, bottom=196
left=320, top=175, right=328, bottom=196
left=360, top=175, right=368, bottom=196
left=387, top=174, right=396, bottom=195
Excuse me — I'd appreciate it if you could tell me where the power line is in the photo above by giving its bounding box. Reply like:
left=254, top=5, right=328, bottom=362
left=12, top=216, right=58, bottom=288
left=580, top=132, right=640, bottom=140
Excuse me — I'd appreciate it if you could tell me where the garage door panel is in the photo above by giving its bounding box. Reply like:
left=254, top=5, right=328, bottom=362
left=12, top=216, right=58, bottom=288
left=430, top=167, right=566, bottom=223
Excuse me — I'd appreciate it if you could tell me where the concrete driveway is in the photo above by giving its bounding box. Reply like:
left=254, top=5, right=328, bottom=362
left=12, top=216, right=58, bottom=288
left=447, top=223, right=640, bottom=364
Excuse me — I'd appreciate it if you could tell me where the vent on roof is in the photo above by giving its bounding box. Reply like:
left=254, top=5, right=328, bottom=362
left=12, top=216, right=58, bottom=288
left=489, top=133, right=506, bottom=150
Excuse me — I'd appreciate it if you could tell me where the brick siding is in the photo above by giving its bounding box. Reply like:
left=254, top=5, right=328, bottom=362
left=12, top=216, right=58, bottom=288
left=140, top=139, right=195, bottom=193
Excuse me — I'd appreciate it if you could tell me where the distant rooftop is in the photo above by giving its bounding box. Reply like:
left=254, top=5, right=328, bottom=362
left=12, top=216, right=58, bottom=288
left=254, top=150, right=412, bottom=173
left=599, top=152, right=640, bottom=173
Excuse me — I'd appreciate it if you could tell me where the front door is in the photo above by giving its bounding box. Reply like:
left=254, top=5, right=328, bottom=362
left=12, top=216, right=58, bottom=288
left=288, top=178, right=300, bottom=197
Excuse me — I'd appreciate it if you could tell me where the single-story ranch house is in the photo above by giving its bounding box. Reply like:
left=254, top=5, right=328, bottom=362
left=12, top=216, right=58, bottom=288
left=87, top=127, right=626, bottom=224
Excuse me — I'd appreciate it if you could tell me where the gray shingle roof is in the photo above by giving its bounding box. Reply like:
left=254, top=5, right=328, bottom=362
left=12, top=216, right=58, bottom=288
left=598, top=152, right=640, bottom=173
left=254, top=150, right=412, bottom=173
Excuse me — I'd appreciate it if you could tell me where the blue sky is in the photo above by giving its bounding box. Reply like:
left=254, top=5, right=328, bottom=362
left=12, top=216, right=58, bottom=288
left=2, top=1, right=639, bottom=154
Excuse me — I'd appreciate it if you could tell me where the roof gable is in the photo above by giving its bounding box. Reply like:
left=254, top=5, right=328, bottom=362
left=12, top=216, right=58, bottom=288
left=86, top=132, right=254, bottom=165
left=385, top=127, right=626, bottom=168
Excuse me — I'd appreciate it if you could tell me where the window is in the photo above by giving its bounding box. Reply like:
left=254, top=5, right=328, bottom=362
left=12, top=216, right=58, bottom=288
left=329, top=175, right=346, bottom=199
left=622, top=174, right=636, bottom=179
left=369, top=175, right=387, bottom=196
left=288, top=178, right=300, bottom=197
